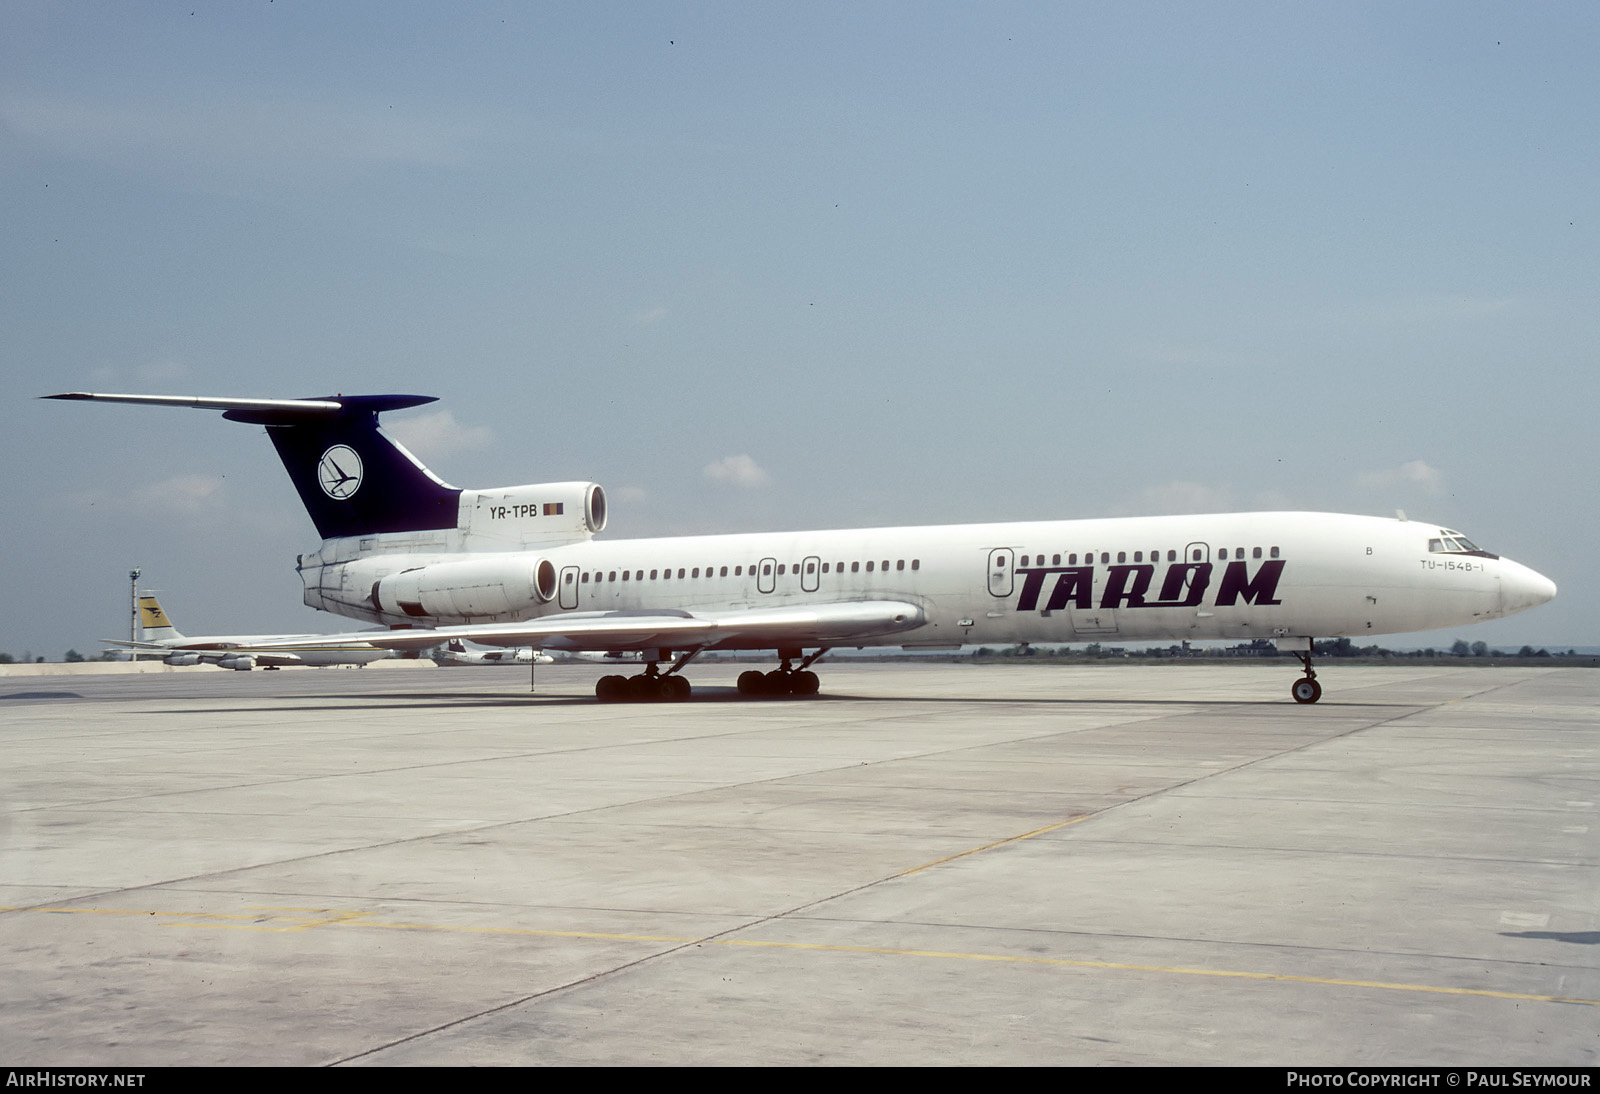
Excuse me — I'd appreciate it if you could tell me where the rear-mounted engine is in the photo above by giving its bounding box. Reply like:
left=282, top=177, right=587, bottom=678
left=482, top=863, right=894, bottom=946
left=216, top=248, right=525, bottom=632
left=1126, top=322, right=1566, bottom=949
left=370, top=556, right=558, bottom=622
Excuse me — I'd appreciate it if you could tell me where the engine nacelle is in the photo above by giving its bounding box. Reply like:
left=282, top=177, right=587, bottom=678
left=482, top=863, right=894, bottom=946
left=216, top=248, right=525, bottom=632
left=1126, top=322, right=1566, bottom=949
left=371, top=555, right=558, bottom=622
left=217, top=655, right=256, bottom=671
left=163, top=653, right=202, bottom=667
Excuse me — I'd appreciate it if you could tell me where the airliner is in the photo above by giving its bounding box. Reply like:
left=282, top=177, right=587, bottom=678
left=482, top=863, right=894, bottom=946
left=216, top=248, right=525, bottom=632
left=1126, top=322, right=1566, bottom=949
left=49, top=392, right=1556, bottom=703
left=432, top=638, right=553, bottom=666
left=106, top=593, right=394, bottom=670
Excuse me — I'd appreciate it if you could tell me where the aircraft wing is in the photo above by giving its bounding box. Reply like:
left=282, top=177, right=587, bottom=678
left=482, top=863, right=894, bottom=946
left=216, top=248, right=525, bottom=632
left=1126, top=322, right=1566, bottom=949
left=222, top=600, right=926, bottom=655
left=103, top=637, right=386, bottom=653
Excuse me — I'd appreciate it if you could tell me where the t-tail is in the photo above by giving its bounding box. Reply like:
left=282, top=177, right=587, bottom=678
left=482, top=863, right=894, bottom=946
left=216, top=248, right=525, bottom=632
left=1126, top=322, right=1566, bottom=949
left=237, top=394, right=462, bottom=539
left=42, top=393, right=607, bottom=548
left=47, top=392, right=455, bottom=539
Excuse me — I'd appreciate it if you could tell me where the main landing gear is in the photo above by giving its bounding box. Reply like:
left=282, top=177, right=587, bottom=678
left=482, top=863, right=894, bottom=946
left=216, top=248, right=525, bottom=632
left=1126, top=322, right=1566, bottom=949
left=737, top=648, right=828, bottom=698
left=595, top=648, right=699, bottom=703
left=595, top=669, right=691, bottom=702
left=1291, top=647, right=1323, bottom=704
left=594, top=648, right=832, bottom=702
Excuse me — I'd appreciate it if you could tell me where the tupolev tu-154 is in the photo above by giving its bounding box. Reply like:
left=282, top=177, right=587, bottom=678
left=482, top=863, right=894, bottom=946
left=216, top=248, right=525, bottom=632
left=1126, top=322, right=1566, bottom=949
left=47, top=392, right=1556, bottom=703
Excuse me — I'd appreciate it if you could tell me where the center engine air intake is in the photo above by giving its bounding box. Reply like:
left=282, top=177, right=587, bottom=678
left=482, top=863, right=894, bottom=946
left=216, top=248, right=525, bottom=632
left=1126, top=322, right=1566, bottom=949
left=461, top=482, right=607, bottom=546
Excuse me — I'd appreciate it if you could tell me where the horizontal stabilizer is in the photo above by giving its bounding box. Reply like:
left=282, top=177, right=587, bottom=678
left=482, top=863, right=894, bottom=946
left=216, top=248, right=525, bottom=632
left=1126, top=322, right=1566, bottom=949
left=42, top=392, right=435, bottom=423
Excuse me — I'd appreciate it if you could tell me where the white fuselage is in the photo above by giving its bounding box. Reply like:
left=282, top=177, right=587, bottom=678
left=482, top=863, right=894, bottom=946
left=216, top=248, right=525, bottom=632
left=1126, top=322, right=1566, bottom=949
left=297, top=512, right=1554, bottom=650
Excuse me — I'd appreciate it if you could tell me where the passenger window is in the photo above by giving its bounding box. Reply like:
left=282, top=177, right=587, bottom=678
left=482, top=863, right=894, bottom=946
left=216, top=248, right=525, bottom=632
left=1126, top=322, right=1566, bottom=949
left=911, top=559, right=920, bottom=570
left=763, top=563, right=772, bottom=576
left=1253, top=547, right=1262, bottom=559
left=1168, top=550, right=1176, bottom=562
left=650, top=570, right=658, bottom=580
left=896, top=559, right=904, bottom=570
left=1100, top=552, right=1109, bottom=564
left=851, top=562, right=860, bottom=573
left=622, top=571, right=630, bottom=581
left=1051, top=554, right=1060, bottom=565
left=866, top=561, right=875, bottom=572
left=1134, top=552, right=1142, bottom=562
left=1270, top=547, right=1279, bottom=558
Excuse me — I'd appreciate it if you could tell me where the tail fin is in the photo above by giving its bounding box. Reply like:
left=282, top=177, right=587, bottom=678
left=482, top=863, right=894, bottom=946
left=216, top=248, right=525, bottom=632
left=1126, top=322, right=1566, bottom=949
left=45, top=393, right=461, bottom=539
left=139, top=595, right=183, bottom=642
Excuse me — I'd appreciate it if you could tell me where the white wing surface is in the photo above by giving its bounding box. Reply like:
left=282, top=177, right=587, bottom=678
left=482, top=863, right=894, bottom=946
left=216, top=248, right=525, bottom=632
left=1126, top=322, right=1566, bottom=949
left=223, top=600, right=926, bottom=655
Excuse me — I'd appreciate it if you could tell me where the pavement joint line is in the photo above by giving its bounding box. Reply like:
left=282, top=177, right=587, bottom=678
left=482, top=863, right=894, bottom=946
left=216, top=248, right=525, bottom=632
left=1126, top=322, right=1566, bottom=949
left=9, top=902, right=1597, bottom=1009
left=896, top=815, right=1093, bottom=874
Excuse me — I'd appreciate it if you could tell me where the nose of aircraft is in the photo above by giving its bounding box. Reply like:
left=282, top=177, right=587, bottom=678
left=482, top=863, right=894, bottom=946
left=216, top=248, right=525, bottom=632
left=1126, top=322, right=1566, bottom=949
left=1501, top=560, right=1558, bottom=615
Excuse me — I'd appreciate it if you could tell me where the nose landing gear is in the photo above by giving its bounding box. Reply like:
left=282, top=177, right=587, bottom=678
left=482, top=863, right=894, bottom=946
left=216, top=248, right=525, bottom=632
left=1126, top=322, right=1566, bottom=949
left=1291, top=648, right=1322, bottom=704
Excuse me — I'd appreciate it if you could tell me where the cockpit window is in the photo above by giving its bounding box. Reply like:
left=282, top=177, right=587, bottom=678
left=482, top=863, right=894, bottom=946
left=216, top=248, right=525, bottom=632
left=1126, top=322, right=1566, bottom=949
left=1429, top=531, right=1495, bottom=558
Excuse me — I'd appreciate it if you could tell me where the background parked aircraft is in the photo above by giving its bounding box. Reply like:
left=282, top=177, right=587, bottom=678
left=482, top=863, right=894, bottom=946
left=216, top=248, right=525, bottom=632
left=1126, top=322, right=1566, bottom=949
left=430, top=638, right=552, bottom=666
left=106, top=594, right=395, bottom=671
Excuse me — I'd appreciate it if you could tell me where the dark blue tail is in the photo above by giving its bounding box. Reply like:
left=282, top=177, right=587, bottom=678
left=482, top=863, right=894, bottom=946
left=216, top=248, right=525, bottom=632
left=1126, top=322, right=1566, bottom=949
left=223, top=395, right=461, bottom=540
left=46, top=391, right=464, bottom=540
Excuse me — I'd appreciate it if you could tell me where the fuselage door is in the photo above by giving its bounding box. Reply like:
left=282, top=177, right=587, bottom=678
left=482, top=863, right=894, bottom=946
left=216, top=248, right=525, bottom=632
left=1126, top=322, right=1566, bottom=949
left=758, top=557, right=777, bottom=594
left=558, top=565, right=580, bottom=610
left=801, top=555, right=821, bottom=593
left=1184, top=542, right=1211, bottom=564
left=987, top=548, right=1015, bottom=598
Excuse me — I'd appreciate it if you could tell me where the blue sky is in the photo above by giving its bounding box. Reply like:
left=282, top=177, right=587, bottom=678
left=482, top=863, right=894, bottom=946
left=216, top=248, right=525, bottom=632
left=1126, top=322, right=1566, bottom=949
left=3, top=2, right=1593, bottom=656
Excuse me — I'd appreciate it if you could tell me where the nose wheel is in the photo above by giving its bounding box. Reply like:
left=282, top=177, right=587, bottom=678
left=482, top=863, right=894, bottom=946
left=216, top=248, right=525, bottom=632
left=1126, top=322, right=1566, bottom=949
left=1291, top=648, right=1322, bottom=704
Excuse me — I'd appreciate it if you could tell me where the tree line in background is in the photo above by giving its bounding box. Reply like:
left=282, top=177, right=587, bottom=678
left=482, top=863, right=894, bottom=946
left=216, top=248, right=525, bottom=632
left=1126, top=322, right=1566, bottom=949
left=0, top=649, right=118, bottom=664
left=972, top=638, right=1581, bottom=660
